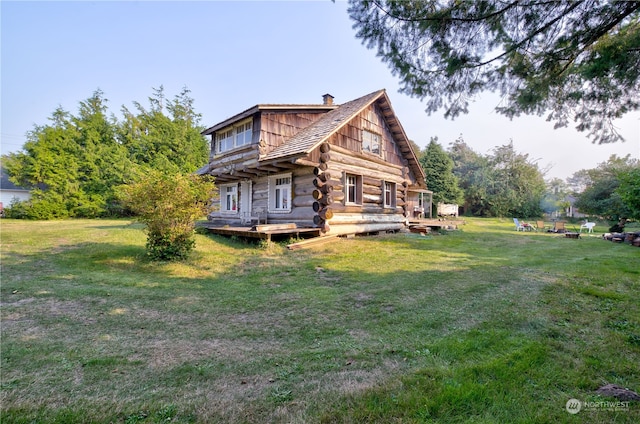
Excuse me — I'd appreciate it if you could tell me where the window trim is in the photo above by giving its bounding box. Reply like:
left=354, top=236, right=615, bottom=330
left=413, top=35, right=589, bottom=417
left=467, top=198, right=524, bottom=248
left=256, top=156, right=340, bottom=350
left=217, top=128, right=234, bottom=153
left=268, top=173, right=292, bottom=213
left=234, top=121, right=252, bottom=148
left=362, top=129, right=381, bottom=156
left=215, top=118, right=253, bottom=154
left=344, top=173, right=363, bottom=205
left=383, top=180, right=396, bottom=208
left=220, top=183, right=239, bottom=214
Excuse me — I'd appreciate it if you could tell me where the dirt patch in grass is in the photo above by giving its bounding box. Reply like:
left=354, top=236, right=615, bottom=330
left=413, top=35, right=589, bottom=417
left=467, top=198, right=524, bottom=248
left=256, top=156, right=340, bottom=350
left=325, top=358, right=404, bottom=395
left=1, top=297, right=100, bottom=333
left=132, top=337, right=283, bottom=370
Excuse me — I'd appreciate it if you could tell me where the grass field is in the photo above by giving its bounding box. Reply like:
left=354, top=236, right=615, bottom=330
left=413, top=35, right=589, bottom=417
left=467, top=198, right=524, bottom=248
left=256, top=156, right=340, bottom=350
left=1, top=218, right=638, bottom=423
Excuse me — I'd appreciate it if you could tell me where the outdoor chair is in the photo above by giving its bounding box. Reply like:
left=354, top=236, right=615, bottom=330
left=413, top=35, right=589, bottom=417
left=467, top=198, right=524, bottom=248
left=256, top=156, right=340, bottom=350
left=240, top=211, right=257, bottom=225
left=580, top=221, right=596, bottom=233
left=242, top=208, right=267, bottom=226
left=513, top=218, right=525, bottom=231
left=535, top=221, right=546, bottom=232
left=413, top=206, right=424, bottom=219
left=553, top=221, right=566, bottom=233
left=255, top=207, right=267, bottom=225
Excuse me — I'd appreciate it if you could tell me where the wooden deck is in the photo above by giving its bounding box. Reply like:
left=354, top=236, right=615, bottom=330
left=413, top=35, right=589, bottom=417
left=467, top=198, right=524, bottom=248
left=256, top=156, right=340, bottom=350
left=198, top=218, right=464, bottom=241
left=408, top=218, right=464, bottom=232
left=198, top=222, right=322, bottom=242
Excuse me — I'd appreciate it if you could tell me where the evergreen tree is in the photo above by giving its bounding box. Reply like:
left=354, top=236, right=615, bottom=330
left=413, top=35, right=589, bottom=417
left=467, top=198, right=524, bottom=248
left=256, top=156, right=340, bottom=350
left=488, top=142, right=545, bottom=217
left=348, top=0, right=640, bottom=144
left=3, top=87, right=209, bottom=219
left=4, top=108, right=82, bottom=218
left=118, top=86, right=208, bottom=174
left=420, top=138, right=463, bottom=214
left=408, top=139, right=424, bottom=163
left=70, top=90, right=135, bottom=216
left=616, top=168, right=640, bottom=220
left=448, top=137, right=492, bottom=216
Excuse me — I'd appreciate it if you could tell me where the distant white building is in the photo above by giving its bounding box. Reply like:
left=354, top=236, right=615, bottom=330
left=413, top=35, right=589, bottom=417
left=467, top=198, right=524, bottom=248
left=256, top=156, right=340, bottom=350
left=565, top=195, right=587, bottom=218
left=437, top=203, right=459, bottom=217
left=0, top=168, right=31, bottom=208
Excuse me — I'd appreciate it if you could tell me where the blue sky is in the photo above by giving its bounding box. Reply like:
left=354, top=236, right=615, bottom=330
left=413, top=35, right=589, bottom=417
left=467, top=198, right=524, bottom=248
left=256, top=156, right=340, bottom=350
left=2, top=0, right=639, bottom=180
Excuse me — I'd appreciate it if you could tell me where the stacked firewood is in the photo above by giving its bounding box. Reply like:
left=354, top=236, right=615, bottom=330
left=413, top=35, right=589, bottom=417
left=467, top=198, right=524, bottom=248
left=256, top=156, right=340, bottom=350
left=602, top=231, right=640, bottom=247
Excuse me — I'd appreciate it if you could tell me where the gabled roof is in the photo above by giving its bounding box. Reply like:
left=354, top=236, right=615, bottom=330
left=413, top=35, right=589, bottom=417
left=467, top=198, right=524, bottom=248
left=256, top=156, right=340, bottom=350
left=262, top=89, right=426, bottom=183
left=262, top=90, right=385, bottom=160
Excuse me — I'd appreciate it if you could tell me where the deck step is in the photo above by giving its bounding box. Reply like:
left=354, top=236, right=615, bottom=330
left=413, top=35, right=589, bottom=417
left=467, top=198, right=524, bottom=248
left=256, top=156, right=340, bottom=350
left=253, top=223, right=297, bottom=232
left=287, top=234, right=339, bottom=250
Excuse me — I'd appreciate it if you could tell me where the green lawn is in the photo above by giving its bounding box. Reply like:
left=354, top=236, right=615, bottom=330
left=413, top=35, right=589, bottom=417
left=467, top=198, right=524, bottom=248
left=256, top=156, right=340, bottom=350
left=1, top=218, right=638, bottom=423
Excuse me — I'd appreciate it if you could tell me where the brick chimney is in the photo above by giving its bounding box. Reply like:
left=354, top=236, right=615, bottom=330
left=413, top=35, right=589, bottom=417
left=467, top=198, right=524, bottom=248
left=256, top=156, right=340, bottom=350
left=322, top=94, right=334, bottom=106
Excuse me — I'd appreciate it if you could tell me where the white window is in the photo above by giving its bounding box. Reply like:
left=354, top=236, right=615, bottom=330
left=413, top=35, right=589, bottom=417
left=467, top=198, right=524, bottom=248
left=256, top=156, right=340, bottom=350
left=217, top=129, right=234, bottom=153
left=235, top=121, right=252, bottom=148
left=383, top=181, right=396, bottom=208
left=362, top=130, right=381, bottom=155
left=220, top=184, right=238, bottom=213
left=216, top=119, right=253, bottom=153
left=345, top=173, right=362, bottom=205
left=269, top=174, right=292, bottom=213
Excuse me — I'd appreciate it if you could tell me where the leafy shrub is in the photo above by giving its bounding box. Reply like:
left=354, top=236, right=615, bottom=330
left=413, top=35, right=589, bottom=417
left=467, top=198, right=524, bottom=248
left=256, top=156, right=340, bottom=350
left=32, top=201, right=69, bottom=219
left=118, top=170, right=215, bottom=261
left=68, top=193, right=106, bottom=218
left=24, top=193, right=69, bottom=220
left=145, top=230, right=196, bottom=261
left=4, top=198, right=28, bottom=219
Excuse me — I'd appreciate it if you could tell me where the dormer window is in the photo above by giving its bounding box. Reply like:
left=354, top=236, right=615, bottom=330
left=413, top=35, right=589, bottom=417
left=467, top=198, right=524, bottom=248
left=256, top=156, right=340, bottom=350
left=215, top=119, right=253, bottom=154
left=218, top=128, right=234, bottom=153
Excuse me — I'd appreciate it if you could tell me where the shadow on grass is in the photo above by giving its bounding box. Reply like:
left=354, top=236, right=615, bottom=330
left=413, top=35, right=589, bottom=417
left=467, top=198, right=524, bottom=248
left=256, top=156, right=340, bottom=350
left=1, top=222, right=639, bottom=423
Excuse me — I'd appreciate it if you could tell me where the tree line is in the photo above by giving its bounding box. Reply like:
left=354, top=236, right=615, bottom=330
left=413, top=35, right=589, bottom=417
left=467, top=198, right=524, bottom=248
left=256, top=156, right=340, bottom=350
left=418, top=136, right=640, bottom=225
left=2, top=87, right=209, bottom=219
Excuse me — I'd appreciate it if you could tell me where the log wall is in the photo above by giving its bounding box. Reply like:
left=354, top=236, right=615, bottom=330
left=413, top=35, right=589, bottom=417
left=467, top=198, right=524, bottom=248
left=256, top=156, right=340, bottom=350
left=300, top=139, right=412, bottom=235
left=207, top=167, right=319, bottom=228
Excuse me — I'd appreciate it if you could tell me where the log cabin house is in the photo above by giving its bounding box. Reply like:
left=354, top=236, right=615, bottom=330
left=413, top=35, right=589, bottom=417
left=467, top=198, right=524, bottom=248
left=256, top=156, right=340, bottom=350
left=196, top=89, right=431, bottom=237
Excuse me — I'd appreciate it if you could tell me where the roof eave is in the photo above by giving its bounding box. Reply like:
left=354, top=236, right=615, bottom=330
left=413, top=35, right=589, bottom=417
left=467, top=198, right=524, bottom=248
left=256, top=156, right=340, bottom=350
left=376, top=92, right=426, bottom=182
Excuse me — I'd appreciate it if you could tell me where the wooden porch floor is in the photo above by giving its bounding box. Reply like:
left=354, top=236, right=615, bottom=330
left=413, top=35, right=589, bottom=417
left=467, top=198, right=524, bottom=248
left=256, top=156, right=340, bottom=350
left=408, top=218, right=465, bottom=231
left=197, top=222, right=322, bottom=242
